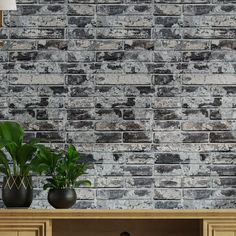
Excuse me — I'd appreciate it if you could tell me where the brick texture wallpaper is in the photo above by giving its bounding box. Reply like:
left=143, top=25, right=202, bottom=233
left=0, top=0, right=236, bottom=209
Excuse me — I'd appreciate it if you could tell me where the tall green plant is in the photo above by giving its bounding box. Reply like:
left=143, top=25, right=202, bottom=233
left=0, top=121, right=39, bottom=176
left=33, top=145, right=91, bottom=190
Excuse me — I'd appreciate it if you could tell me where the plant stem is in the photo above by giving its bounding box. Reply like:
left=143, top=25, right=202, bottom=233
left=13, top=159, right=18, bottom=176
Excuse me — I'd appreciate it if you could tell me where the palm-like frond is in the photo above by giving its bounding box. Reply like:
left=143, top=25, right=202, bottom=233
left=35, top=144, right=91, bottom=190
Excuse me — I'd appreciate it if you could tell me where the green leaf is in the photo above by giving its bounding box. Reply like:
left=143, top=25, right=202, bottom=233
left=28, top=137, right=42, bottom=145
left=43, top=183, right=56, bottom=190
left=0, top=165, right=9, bottom=176
left=0, top=121, right=23, bottom=147
left=17, top=144, right=36, bottom=166
left=35, top=144, right=91, bottom=189
left=34, top=146, right=61, bottom=175
left=0, top=150, right=10, bottom=176
left=67, top=144, right=79, bottom=162
left=1, top=141, right=18, bottom=162
left=74, top=180, right=91, bottom=187
left=0, top=121, right=41, bottom=176
left=20, top=163, right=30, bottom=176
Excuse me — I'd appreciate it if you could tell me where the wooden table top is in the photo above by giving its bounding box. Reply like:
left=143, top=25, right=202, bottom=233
left=0, top=209, right=235, bottom=220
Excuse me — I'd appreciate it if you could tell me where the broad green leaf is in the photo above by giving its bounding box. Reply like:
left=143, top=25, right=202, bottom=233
left=17, top=144, right=36, bottom=166
left=0, top=121, right=23, bottom=147
left=0, top=121, right=40, bottom=176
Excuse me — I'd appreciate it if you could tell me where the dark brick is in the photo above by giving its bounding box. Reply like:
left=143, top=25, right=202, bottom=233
left=96, top=132, right=122, bottom=143
left=36, top=131, right=64, bottom=142
left=154, top=109, right=182, bottom=120
left=123, top=132, right=152, bottom=143
left=183, top=132, right=209, bottom=143
left=67, top=109, right=95, bottom=120
left=155, top=153, right=181, bottom=164
left=210, top=132, right=236, bottom=143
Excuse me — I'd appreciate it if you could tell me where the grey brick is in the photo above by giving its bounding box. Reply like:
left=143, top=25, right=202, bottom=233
left=154, top=28, right=182, bottom=39
left=152, top=98, right=182, bottom=108
left=182, top=97, right=222, bottom=109
left=96, top=109, right=122, bottom=120
left=182, top=177, right=211, bottom=188
left=97, top=4, right=153, bottom=15
left=123, top=109, right=152, bottom=120
left=154, top=109, right=183, bottom=120
left=125, top=153, right=154, bottom=164
left=68, top=40, right=123, bottom=51
left=183, top=189, right=214, bottom=200
left=65, top=98, right=94, bottom=108
left=210, top=132, right=236, bottom=143
left=67, top=132, right=95, bottom=143
left=211, top=153, right=236, bottom=164
left=68, top=16, right=95, bottom=27
left=182, top=121, right=234, bottom=131
left=38, top=40, right=68, bottom=50
left=123, top=132, right=152, bottom=143
left=213, top=177, right=236, bottom=188
left=182, top=164, right=211, bottom=176
left=211, top=40, right=236, bottom=50
left=153, top=121, right=181, bottom=131
left=95, top=121, right=149, bottom=131
left=68, top=5, right=95, bottom=16
left=36, top=131, right=65, bottom=143
left=96, top=74, right=151, bottom=85
left=68, top=28, right=95, bottom=39
left=67, top=109, right=95, bottom=120
left=97, top=28, right=151, bottom=39
left=154, top=5, right=181, bottom=16
left=124, top=165, right=153, bottom=176
left=154, top=189, right=182, bottom=200
left=155, top=200, right=182, bottom=209
left=96, top=132, right=122, bottom=143
left=94, top=177, right=124, bottom=188
left=155, top=177, right=182, bottom=188
left=124, top=40, right=154, bottom=50
left=10, top=28, right=65, bottom=39
left=155, top=164, right=182, bottom=176
left=212, top=165, right=236, bottom=176
left=126, top=177, right=154, bottom=188
left=97, top=15, right=153, bottom=27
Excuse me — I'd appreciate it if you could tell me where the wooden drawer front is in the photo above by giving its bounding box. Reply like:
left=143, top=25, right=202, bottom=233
left=204, top=220, right=236, bottom=236
left=1, top=232, right=18, bottom=236
left=0, top=220, right=52, bottom=236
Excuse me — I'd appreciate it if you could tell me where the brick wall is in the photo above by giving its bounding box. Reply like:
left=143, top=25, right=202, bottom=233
left=1, top=0, right=236, bottom=208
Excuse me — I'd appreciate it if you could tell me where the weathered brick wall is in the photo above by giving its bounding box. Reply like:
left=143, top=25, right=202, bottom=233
left=0, top=0, right=236, bottom=208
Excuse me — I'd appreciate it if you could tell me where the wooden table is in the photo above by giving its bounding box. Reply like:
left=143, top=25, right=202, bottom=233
left=0, top=209, right=236, bottom=236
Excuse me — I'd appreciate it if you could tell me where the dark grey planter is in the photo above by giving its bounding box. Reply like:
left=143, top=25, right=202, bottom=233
left=2, top=176, right=33, bottom=208
left=48, top=188, right=77, bottom=209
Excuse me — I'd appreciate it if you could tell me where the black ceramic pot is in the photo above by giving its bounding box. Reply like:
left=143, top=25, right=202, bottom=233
left=48, top=188, right=77, bottom=209
left=2, top=176, right=33, bottom=208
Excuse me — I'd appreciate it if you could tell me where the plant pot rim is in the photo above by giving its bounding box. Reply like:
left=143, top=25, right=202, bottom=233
left=49, top=188, right=75, bottom=191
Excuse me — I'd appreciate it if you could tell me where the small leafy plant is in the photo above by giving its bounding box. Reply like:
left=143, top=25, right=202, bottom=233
left=33, top=144, right=91, bottom=190
left=0, top=121, right=39, bottom=176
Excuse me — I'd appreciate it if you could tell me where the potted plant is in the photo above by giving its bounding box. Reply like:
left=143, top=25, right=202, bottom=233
left=34, top=144, right=91, bottom=209
left=0, top=121, right=39, bottom=208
